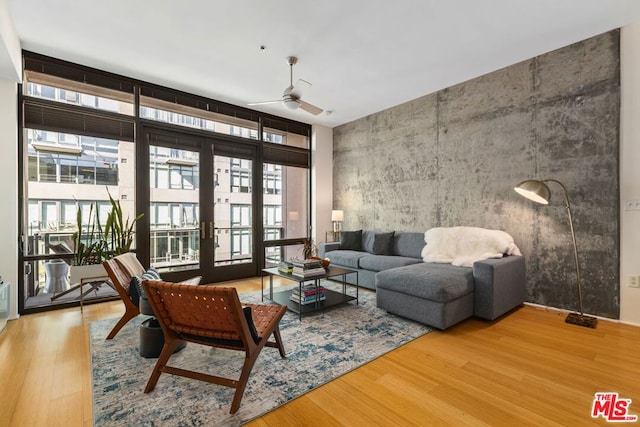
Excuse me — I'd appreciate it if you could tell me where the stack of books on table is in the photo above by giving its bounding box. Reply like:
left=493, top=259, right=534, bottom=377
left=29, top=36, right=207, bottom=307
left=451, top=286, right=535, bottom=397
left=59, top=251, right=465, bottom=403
left=290, top=284, right=327, bottom=305
left=291, top=259, right=326, bottom=278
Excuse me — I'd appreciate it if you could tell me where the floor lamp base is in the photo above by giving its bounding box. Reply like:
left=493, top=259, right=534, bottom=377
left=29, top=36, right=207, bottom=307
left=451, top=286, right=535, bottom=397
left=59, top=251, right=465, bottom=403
left=565, top=312, right=598, bottom=328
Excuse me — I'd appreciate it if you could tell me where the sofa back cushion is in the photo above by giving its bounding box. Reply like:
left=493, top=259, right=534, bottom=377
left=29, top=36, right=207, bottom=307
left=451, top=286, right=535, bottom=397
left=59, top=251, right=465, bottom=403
left=361, top=230, right=376, bottom=253
left=340, top=230, right=362, bottom=251
left=361, top=231, right=395, bottom=255
left=373, top=232, right=395, bottom=255
left=391, top=232, right=426, bottom=259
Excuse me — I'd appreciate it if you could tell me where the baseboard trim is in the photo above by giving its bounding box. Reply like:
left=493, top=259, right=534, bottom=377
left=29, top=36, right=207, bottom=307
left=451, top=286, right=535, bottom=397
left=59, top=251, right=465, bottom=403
left=522, top=302, right=640, bottom=328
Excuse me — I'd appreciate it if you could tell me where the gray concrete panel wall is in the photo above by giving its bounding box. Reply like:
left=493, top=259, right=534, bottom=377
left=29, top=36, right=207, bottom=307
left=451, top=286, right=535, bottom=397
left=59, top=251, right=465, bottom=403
left=333, top=31, right=620, bottom=319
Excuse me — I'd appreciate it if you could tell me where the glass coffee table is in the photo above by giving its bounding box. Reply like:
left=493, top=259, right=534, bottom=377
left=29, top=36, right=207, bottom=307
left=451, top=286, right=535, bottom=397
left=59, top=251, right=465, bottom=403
left=261, top=265, right=359, bottom=320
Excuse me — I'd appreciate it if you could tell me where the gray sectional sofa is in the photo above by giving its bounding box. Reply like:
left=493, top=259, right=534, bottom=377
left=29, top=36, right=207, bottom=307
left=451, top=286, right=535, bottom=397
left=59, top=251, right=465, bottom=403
left=318, top=230, right=526, bottom=330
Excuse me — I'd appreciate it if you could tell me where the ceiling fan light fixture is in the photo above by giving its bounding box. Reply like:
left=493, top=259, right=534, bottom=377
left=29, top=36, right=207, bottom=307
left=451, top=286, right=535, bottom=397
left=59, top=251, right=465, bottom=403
left=249, top=55, right=322, bottom=115
left=283, top=98, right=299, bottom=110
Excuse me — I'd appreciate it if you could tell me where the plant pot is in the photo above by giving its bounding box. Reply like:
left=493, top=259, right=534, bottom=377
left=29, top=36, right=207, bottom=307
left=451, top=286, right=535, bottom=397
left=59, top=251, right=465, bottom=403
left=70, top=263, right=108, bottom=285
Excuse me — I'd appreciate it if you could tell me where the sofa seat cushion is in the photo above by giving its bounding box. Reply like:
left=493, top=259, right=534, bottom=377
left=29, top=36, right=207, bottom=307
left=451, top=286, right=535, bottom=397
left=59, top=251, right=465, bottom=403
left=375, top=263, right=473, bottom=303
left=359, top=255, right=422, bottom=272
left=325, top=250, right=368, bottom=269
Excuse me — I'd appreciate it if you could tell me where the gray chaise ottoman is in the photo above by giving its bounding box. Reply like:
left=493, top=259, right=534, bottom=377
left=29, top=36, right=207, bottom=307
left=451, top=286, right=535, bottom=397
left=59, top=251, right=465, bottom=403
left=376, top=263, right=474, bottom=330
left=375, top=256, right=526, bottom=330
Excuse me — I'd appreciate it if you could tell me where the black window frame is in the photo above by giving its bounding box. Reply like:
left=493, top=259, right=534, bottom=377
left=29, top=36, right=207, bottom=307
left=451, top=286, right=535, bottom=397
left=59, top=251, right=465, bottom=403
left=18, top=50, right=313, bottom=315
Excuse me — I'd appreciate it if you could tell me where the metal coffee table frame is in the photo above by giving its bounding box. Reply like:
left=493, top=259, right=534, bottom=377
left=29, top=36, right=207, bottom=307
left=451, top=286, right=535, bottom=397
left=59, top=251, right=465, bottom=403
left=261, top=265, right=358, bottom=320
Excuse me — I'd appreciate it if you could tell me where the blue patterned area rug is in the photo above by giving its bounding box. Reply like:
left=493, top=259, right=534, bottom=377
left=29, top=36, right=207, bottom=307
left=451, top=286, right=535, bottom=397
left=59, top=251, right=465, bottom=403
left=91, top=283, right=431, bottom=426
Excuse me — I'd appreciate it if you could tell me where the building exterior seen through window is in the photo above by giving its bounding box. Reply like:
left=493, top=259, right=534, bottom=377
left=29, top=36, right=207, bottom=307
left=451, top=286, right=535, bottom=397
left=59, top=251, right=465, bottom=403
left=20, top=56, right=310, bottom=312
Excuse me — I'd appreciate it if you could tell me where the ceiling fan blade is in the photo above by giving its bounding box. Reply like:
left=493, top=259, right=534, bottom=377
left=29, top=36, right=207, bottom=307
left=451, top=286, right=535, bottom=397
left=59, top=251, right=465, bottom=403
left=299, top=100, right=323, bottom=115
left=290, top=79, right=311, bottom=98
left=248, top=100, right=281, bottom=106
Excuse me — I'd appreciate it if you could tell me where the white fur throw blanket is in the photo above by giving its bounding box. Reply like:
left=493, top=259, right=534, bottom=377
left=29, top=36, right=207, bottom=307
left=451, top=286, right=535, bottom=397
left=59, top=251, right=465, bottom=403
left=421, top=226, right=522, bottom=267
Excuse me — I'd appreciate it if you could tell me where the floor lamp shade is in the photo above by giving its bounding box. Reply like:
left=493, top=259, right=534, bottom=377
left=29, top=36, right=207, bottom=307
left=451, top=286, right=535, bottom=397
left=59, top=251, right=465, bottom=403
left=514, top=179, right=597, bottom=328
left=513, top=180, right=551, bottom=205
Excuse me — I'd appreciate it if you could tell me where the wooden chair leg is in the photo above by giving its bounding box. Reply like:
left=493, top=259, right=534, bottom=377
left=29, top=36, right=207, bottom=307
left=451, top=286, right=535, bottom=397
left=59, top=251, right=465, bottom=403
left=229, top=353, right=261, bottom=414
left=144, top=337, right=182, bottom=393
left=105, top=307, right=138, bottom=340
left=272, top=327, right=286, bottom=358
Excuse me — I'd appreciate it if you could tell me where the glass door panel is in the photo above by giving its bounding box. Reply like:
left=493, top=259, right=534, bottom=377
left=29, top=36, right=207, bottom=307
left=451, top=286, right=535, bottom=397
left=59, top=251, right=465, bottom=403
left=213, top=155, right=253, bottom=266
left=149, top=144, right=200, bottom=273
left=263, top=163, right=309, bottom=268
left=21, top=128, right=126, bottom=310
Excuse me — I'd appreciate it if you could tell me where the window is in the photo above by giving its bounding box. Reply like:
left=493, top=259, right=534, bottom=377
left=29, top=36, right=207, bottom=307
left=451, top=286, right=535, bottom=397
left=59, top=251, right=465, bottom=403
left=231, top=170, right=251, bottom=193
left=264, top=165, right=282, bottom=195
left=149, top=203, right=200, bottom=267
left=230, top=126, right=258, bottom=139
left=263, top=127, right=308, bottom=148
left=264, top=205, right=282, bottom=240
left=27, top=129, right=119, bottom=185
left=25, top=73, right=134, bottom=116
left=150, top=146, right=199, bottom=190
left=150, top=203, right=200, bottom=229
left=231, top=160, right=252, bottom=193
left=22, top=130, right=131, bottom=311
left=263, top=163, right=308, bottom=240
left=139, top=96, right=260, bottom=140
left=264, top=205, right=282, bottom=226
left=231, top=229, right=252, bottom=260
left=140, top=106, right=216, bottom=132
left=20, top=52, right=311, bottom=313
left=231, top=204, right=251, bottom=226
left=263, top=132, right=283, bottom=144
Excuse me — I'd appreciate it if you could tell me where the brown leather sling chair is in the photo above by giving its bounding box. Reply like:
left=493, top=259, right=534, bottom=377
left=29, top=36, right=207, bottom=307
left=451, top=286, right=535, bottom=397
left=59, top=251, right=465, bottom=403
left=141, top=280, right=287, bottom=414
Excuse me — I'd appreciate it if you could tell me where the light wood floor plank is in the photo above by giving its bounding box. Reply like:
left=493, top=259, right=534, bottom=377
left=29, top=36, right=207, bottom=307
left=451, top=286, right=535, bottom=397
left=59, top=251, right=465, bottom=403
left=1, top=278, right=639, bottom=427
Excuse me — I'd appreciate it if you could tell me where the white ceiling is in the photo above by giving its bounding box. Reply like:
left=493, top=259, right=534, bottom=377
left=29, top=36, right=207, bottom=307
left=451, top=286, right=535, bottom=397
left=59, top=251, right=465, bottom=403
left=5, top=0, right=640, bottom=128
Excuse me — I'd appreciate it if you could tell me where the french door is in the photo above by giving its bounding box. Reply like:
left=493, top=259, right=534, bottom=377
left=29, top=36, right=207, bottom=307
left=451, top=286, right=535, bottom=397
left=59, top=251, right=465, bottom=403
left=140, top=127, right=259, bottom=283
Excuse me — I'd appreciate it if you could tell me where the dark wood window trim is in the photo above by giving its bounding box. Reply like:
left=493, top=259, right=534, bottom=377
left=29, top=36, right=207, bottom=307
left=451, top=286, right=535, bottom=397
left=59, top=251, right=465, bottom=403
left=23, top=97, right=135, bottom=141
left=23, top=51, right=311, bottom=138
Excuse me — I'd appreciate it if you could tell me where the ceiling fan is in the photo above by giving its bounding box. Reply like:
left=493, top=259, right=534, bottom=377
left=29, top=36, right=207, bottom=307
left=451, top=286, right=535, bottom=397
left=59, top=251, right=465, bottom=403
left=249, top=56, right=323, bottom=115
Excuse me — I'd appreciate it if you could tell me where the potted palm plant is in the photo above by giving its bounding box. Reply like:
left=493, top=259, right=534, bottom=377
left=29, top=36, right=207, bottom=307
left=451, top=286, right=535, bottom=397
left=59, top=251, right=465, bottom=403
left=70, top=201, right=109, bottom=284
left=104, top=191, right=144, bottom=256
left=72, top=202, right=107, bottom=267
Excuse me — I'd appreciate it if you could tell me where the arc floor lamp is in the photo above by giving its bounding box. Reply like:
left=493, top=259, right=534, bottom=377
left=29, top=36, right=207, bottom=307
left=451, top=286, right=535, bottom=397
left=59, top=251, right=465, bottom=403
left=514, top=179, right=597, bottom=328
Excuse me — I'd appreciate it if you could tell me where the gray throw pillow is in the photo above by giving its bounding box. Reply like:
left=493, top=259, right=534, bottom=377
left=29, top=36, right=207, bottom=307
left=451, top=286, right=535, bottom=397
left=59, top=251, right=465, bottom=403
left=372, top=232, right=395, bottom=255
left=362, top=231, right=376, bottom=253
left=340, top=230, right=363, bottom=251
left=130, top=267, right=162, bottom=305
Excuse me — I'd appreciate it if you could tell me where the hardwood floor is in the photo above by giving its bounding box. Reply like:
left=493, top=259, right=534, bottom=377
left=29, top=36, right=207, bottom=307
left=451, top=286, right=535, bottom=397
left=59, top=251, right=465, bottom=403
left=1, top=277, right=639, bottom=426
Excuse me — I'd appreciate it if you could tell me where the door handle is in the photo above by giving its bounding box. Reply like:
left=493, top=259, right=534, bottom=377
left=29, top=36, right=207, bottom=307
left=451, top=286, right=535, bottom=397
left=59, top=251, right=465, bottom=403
left=200, top=222, right=205, bottom=240
left=209, top=221, right=214, bottom=239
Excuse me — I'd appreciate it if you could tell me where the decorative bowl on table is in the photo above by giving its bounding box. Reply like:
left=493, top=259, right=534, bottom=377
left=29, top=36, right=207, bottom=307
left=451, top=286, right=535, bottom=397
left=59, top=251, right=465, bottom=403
left=309, top=256, right=331, bottom=269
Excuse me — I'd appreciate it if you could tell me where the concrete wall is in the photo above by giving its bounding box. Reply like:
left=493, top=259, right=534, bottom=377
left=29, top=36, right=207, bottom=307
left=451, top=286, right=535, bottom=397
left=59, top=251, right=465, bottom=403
left=333, top=31, right=620, bottom=319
